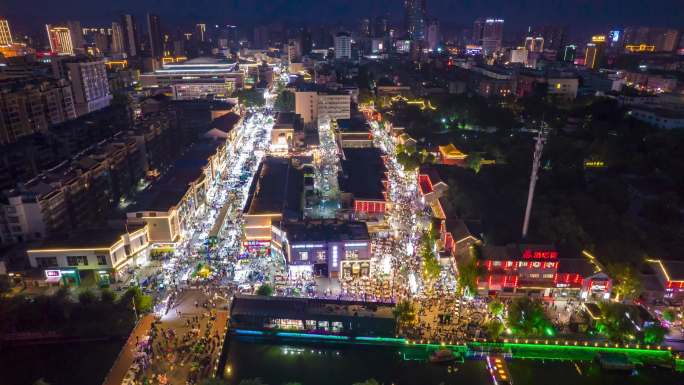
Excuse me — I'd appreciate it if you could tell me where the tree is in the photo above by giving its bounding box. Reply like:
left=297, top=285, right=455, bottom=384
left=100, top=289, right=116, bottom=304
left=274, top=90, right=295, bottom=112
left=485, top=319, right=505, bottom=339
left=607, top=264, right=642, bottom=301
left=507, top=297, right=555, bottom=337
left=466, top=153, right=483, bottom=173
left=642, top=325, right=667, bottom=345
left=456, top=258, right=479, bottom=296
left=120, top=287, right=153, bottom=314
left=235, top=89, right=265, bottom=108
left=256, top=284, right=274, bottom=296
left=393, top=299, right=416, bottom=327
left=488, top=300, right=505, bottom=318
left=78, top=290, right=96, bottom=305
left=596, top=302, right=639, bottom=343
left=662, top=309, right=676, bottom=322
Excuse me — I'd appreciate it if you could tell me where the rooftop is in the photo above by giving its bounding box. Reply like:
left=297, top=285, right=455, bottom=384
left=280, top=220, right=370, bottom=243
left=129, top=139, right=222, bottom=212
left=339, top=147, right=386, bottom=201
left=244, top=157, right=303, bottom=216
left=27, top=226, right=142, bottom=251
left=231, top=294, right=395, bottom=320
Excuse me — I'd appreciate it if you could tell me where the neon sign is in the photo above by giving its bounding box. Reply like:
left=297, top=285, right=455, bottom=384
left=522, top=250, right=558, bottom=259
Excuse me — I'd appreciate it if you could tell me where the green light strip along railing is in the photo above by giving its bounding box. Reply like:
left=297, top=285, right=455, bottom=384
left=468, top=341, right=673, bottom=358
left=275, top=332, right=350, bottom=341
left=356, top=336, right=407, bottom=343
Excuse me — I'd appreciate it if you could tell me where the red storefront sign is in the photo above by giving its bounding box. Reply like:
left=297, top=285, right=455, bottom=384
left=522, top=250, right=558, bottom=259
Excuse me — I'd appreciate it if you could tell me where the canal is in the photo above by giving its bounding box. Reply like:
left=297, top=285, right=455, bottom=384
left=222, top=337, right=683, bottom=385
left=0, top=339, right=125, bottom=385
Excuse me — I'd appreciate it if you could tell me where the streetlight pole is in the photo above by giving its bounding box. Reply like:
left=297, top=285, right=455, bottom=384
left=522, top=123, right=547, bottom=239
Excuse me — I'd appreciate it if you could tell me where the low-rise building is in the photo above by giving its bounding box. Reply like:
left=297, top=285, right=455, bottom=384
left=628, top=107, right=684, bottom=129
left=126, top=138, right=227, bottom=243
left=243, top=157, right=304, bottom=249
left=140, top=57, right=244, bottom=100
left=271, top=112, right=304, bottom=152
left=26, top=225, right=149, bottom=286
left=272, top=220, right=371, bottom=279
left=338, top=147, right=388, bottom=221
left=230, top=294, right=396, bottom=337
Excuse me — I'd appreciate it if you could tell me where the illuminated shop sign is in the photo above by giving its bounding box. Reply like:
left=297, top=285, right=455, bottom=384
left=344, top=242, right=368, bottom=247
left=45, top=270, right=61, bottom=278
left=522, top=250, right=558, bottom=259
left=291, top=244, right=325, bottom=249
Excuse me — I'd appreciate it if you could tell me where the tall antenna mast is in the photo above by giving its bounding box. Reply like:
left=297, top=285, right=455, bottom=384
left=522, top=122, right=547, bottom=239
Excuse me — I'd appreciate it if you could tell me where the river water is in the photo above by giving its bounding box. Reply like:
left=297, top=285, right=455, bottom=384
left=222, top=338, right=683, bottom=385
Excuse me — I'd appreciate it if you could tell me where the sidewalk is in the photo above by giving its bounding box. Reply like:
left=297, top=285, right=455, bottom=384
left=102, top=314, right=155, bottom=385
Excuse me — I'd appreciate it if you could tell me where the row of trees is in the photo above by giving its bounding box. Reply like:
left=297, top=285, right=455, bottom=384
left=0, top=287, right=151, bottom=338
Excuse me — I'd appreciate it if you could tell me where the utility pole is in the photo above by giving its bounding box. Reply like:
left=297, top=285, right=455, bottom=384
left=522, top=123, right=547, bottom=239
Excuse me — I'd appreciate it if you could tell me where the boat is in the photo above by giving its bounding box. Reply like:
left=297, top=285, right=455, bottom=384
left=429, top=349, right=458, bottom=363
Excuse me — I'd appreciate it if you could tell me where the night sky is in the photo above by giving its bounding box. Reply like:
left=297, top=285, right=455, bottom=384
left=2, top=0, right=682, bottom=35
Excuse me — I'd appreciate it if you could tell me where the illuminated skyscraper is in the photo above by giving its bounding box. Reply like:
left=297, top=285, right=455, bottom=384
left=0, top=18, right=13, bottom=46
left=334, top=32, right=352, bottom=60
left=147, top=13, right=163, bottom=59
left=121, top=14, right=139, bottom=57
left=524, top=36, right=544, bottom=52
left=426, top=18, right=439, bottom=51
left=563, top=44, right=577, bottom=62
left=404, top=0, right=427, bottom=41
left=195, top=23, right=206, bottom=42
left=46, top=25, right=74, bottom=55
left=474, top=18, right=504, bottom=55
left=111, top=22, right=124, bottom=54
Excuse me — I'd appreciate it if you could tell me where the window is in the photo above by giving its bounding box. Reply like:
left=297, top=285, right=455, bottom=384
left=493, top=261, right=502, bottom=266
left=543, top=273, right=554, bottom=279
left=37, top=257, right=58, bottom=268
left=528, top=273, right=540, bottom=278
left=345, top=249, right=360, bottom=260
left=97, top=255, right=108, bottom=265
left=299, top=252, right=308, bottom=261
left=67, top=256, right=88, bottom=266
left=316, top=250, right=326, bottom=262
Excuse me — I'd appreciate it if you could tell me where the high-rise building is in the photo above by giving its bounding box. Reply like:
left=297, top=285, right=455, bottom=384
left=623, top=26, right=681, bottom=52
left=121, top=14, right=139, bottom=57
left=195, top=23, right=206, bottom=42
left=66, top=20, right=84, bottom=53
left=524, top=36, right=544, bottom=52
left=111, top=22, right=124, bottom=54
left=0, top=77, right=76, bottom=144
left=287, top=38, right=302, bottom=63
left=373, top=16, right=389, bottom=38
left=585, top=42, right=603, bottom=70
left=359, top=18, right=371, bottom=38
left=334, top=32, right=352, bottom=60
left=563, top=44, right=577, bottom=62
left=46, top=25, right=74, bottom=55
left=147, top=13, right=163, bottom=59
left=426, top=18, right=440, bottom=51
left=55, top=58, right=112, bottom=116
left=300, top=28, right=312, bottom=55
left=0, top=18, right=13, bottom=46
left=404, top=0, right=427, bottom=41
left=476, top=18, right=504, bottom=55
left=537, top=25, right=566, bottom=51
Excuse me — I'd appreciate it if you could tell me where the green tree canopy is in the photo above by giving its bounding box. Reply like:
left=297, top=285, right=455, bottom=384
left=507, top=297, right=555, bottom=337
left=256, top=284, right=274, bottom=296
left=456, top=258, right=479, bottom=296
left=235, top=89, right=265, bottom=108
left=274, top=90, right=295, bottom=112
left=393, top=299, right=417, bottom=327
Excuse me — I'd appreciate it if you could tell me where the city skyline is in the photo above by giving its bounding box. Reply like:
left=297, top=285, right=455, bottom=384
left=2, top=0, right=683, bottom=36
